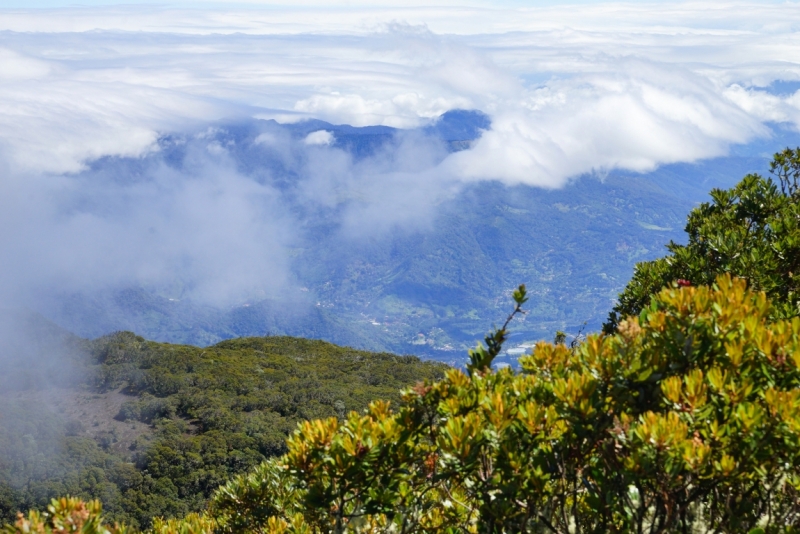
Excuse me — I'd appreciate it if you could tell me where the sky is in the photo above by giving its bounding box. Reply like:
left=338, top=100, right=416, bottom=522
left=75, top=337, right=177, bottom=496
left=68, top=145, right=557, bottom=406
left=0, top=0, right=656, bottom=7
left=1, top=1, right=800, bottom=307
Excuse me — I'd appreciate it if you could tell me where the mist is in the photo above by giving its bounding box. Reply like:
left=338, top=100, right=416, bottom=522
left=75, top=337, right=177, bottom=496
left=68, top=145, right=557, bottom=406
left=0, top=119, right=465, bottom=314
left=0, top=1, right=799, bottom=344
left=0, top=309, right=84, bottom=392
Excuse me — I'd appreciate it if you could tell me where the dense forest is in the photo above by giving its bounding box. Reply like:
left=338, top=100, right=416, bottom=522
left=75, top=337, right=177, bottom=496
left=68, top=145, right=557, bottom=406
left=4, top=149, right=800, bottom=532
left=0, top=332, right=446, bottom=529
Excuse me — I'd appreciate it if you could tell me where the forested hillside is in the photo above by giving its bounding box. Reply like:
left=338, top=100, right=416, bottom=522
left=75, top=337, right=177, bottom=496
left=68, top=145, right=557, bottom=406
left=0, top=329, right=446, bottom=529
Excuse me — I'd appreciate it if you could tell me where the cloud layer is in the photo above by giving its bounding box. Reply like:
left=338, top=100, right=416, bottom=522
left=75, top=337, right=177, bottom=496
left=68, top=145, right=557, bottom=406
left=1, top=1, right=800, bottom=306
left=1, top=3, right=799, bottom=179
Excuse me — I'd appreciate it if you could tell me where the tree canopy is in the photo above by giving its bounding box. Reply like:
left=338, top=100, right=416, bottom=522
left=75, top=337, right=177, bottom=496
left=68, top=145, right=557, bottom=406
left=604, top=148, right=800, bottom=333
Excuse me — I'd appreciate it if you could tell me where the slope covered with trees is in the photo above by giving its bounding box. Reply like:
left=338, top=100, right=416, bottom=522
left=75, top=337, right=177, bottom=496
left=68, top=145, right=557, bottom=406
left=0, top=332, right=446, bottom=529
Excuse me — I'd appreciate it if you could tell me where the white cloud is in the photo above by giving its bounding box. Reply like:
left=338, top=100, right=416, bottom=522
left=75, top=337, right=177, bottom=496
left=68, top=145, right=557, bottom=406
left=724, top=84, right=800, bottom=124
left=1, top=2, right=800, bottom=306
left=446, top=59, right=769, bottom=186
left=0, top=3, right=798, bottom=179
left=303, top=130, right=334, bottom=145
left=0, top=136, right=295, bottom=305
left=0, top=47, right=51, bottom=80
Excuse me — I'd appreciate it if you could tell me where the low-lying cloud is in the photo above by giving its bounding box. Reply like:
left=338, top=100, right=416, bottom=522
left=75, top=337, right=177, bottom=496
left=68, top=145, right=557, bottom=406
left=0, top=134, right=293, bottom=305
left=0, top=120, right=458, bottom=307
left=448, top=59, right=769, bottom=186
left=0, top=1, right=799, bottom=308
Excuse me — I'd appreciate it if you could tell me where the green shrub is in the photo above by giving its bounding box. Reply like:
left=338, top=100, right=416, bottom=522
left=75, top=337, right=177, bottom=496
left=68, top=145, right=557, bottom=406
left=605, top=148, right=800, bottom=333
left=208, top=277, right=800, bottom=533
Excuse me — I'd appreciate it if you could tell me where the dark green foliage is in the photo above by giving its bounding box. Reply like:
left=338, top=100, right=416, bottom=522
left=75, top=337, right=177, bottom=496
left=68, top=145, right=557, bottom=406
left=605, top=148, right=800, bottom=333
left=0, top=332, right=447, bottom=529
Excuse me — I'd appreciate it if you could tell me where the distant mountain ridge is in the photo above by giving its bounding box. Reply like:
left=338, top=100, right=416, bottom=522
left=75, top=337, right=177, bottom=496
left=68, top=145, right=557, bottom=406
left=32, top=112, right=800, bottom=364
left=0, top=311, right=447, bottom=528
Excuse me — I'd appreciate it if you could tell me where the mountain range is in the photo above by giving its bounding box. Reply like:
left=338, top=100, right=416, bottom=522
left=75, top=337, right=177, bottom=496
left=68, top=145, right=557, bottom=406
left=31, top=111, right=800, bottom=365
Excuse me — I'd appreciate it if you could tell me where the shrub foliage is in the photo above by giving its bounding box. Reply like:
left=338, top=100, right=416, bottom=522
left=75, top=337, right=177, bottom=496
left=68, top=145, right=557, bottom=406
left=204, top=276, right=800, bottom=533
left=604, top=147, right=800, bottom=333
